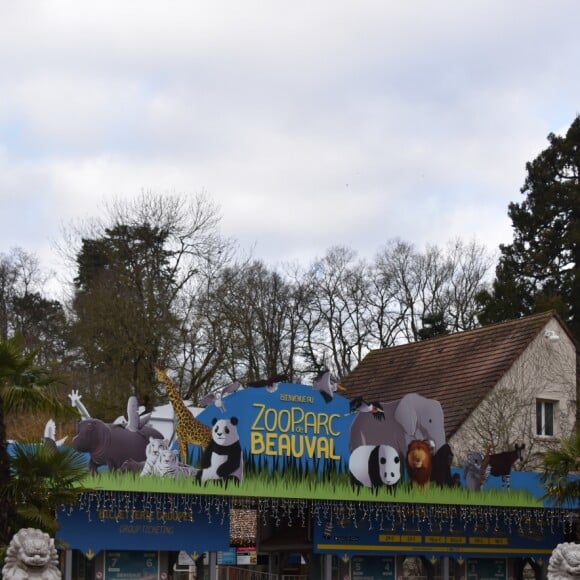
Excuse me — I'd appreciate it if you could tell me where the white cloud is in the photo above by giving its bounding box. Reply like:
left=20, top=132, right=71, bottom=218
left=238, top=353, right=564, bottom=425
left=1, top=0, right=579, bottom=287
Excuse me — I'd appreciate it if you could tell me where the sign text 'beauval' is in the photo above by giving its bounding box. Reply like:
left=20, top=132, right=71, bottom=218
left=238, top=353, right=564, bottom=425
left=249, top=397, right=341, bottom=459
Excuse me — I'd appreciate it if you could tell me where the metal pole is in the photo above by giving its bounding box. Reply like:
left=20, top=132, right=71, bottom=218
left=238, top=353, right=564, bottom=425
left=324, top=553, right=333, bottom=580
left=209, top=551, right=218, bottom=580
left=63, top=549, right=73, bottom=580
left=442, top=556, right=450, bottom=580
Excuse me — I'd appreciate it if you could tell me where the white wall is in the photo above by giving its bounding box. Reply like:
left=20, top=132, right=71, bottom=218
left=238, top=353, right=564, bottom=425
left=450, top=319, right=576, bottom=469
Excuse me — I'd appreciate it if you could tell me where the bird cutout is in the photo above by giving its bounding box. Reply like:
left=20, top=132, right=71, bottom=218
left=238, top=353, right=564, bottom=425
left=347, top=396, right=385, bottom=420
left=544, top=329, right=560, bottom=342
left=68, top=389, right=91, bottom=420
left=120, top=395, right=152, bottom=431
left=246, top=374, right=288, bottom=393
left=199, top=382, right=242, bottom=413
left=43, top=418, right=68, bottom=449
left=312, top=370, right=346, bottom=403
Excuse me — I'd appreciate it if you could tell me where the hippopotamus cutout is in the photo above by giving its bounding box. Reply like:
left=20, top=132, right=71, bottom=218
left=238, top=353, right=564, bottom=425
left=72, top=418, right=164, bottom=473
left=350, top=393, right=446, bottom=461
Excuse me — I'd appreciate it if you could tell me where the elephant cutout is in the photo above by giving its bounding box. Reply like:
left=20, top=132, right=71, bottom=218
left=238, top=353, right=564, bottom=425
left=349, top=393, right=446, bottom=461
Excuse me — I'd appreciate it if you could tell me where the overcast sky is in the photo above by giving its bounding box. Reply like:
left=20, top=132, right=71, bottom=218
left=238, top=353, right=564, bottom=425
left=1, top=1, right=579, bottom=294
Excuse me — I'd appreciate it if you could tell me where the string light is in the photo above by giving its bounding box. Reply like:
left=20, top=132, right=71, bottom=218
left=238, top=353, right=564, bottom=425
left=61, top=492, right=574, bottom=553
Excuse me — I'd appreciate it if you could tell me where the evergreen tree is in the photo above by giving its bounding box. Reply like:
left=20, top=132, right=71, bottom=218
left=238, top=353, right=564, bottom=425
left=417, top=311, right=450, bottom=341
left=540, top=431, right=580, bottom=508
left=70, top=223, right=177, bottom=419
left=478, top=116, right=580, bottom=339
left=11, top=293, right=68, bottom=366
left=0, top=336, right=69, bottom=548
left=66, top=192, right=228, bottom=420
left=6, top=443, right=88, bottom=537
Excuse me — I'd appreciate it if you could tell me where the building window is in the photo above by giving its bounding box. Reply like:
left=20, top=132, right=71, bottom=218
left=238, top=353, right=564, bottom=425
left=536, top=399, right=556, bottom=437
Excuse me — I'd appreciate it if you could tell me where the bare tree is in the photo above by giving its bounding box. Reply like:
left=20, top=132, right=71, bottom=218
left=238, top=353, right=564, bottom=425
left=446, top=238, right=496, bottom=330
left=293, top=240, right=492, bottom=380
left=0, top=248, right=44, bottom=340
left=211, top=260, right=305, bottom=385
left=372, top=239, right=493, bottom=343
left=0, top=248, right=67, bottom=366
left=300, top=246, right=373, bottom=379
left=372, top=239, right=427, bottom=344
left=0, top=252, right=19, bottom=341
left=54, top=202, right=493, bottom=418
left=62, top=191, right=231, bottom=419
left=365, top=241, right=412, bottom=348
left=170, top=244, right=236, bottom=401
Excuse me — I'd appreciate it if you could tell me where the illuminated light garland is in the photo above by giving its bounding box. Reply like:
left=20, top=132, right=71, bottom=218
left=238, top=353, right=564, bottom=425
left=59, top=493, right=575, bottom=547
left=61, top=491, right=231, bottom=526
left=230, top=508, right=258, bottom=546
left=309, top=501, right=573, bottom=537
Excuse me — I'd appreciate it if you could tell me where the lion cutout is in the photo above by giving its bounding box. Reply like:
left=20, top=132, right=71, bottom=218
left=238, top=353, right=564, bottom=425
left=2, top=528, right=61, bottom=579
left=406, top=439, right=434, bottom=489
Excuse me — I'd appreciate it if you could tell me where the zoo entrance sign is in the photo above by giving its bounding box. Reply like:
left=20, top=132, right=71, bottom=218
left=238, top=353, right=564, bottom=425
left=69, top=379, right=551, bottom=507
left=244, top=390, right=346, bottom=460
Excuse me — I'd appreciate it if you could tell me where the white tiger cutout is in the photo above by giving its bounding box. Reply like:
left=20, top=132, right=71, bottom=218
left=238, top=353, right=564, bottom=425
left=140, top=437, right=169, bottom=476
left=154, top=449, right=199, bottom=478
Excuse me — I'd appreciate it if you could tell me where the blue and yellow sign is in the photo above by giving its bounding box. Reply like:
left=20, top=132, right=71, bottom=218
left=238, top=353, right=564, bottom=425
left=62, top=380, right=573, bottom=509
left=197, top=382, right=351, bottom=472
left=313, top=512, right=564, bottom=559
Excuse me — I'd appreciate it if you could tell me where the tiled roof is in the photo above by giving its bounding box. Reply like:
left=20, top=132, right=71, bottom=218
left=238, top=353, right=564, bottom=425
left=342, top=311, right=569, bottom=440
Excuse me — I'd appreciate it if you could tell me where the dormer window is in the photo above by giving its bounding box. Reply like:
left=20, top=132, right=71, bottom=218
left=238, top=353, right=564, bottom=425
left=536, top=399, right=556, bottom=437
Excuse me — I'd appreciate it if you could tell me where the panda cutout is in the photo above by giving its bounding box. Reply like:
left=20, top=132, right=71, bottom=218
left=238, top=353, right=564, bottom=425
left=199, top=417, right=243, bottom=484
left=349, top=444, right=401, bottom=490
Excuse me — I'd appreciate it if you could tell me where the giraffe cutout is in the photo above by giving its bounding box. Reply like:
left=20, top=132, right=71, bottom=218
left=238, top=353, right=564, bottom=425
left=155, top=367, right=212, bottom=463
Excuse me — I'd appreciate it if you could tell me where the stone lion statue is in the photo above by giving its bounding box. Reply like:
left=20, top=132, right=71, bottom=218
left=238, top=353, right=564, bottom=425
left=548, top=542, right=580, bottom=580
left=2, top=528, right=61, bottom=579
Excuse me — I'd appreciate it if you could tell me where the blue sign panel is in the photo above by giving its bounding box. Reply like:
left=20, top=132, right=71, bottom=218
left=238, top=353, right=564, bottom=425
left=196, top=382, right=352, bottom=474
left=56, top=495, right=230, bottom=555
left=352, top=555, right=395, bottom=579
left=313, top=509, right=564, bottom=560
left=104, top=551, right=159, bottom=580
left=217, top=548, right=237, bottom=565
left=467, top=558, right=506, bottom=580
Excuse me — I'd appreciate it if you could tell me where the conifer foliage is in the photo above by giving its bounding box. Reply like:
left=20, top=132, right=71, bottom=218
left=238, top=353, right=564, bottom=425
left=478, top=116, right=580, bottom=340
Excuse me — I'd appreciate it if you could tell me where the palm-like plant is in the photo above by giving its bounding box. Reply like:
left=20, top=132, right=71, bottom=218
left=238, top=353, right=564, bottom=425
left=540, top=431, right=580, bottom=507
left=7, top=442, right=89, bottom=536
left=0, top=335, right=75, bottom=548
